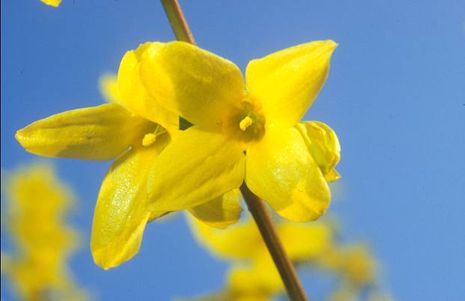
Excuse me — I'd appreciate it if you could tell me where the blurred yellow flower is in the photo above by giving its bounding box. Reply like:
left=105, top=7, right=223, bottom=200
left=1, top=164, right=88, bottom=301
left=225, top=261, right=283, bottom=301
left=140, top=41, right=340, bottom=223
left=41, top=0, right=62, bottom=7
left=318, top=244, right=377, bottom=288
left=189, top=214, right=394, bottom=301
left=190, top=216, right=333, bottom=300
left=191, top=216, right=332, bottom=262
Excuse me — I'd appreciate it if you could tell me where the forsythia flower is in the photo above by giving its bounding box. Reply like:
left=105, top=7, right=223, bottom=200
left=189, top=215, right=393, bottom=301
left=191, top=216, right=332, bottom=262
left=190, top=216, right=333, bottom=300
left=15, top=40, right=340, bottom=269
left=41, top=0, right=62, bottom=7
left=140, top=41, right=340, bottom=222
left=1, top=164, right=88, bottom=301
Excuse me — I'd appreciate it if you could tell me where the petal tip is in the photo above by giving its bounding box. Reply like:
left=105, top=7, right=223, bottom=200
left=91, top=248, right=115, bottom=271
left=15, top=128, right=29, bottom=148
left=326, top=40, right=338, bottom=49
left=322, top=40, right=338, bottom=56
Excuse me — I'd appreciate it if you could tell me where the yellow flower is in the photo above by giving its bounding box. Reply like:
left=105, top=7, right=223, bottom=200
left=1, top=164, right=88, bottom=301
left=318, top=244, right=378, bottom=288
left=16, top=40, right=340, bottom=269
left=191, top=216, right=332, bottom=263
left=41, top=0, right=62, bottom=7
left=190, top=215, right=333, bottom=300
left=191, top=212, right=390, bottom=301
left=140, top=40, right=340, bottom=222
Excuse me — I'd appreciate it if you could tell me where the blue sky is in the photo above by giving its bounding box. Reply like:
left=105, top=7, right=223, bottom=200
left=2, top=0, right=465, bottom=300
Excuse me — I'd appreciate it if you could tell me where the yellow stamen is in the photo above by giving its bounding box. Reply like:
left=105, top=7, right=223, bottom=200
left=142, top=133, right=157, bottom=147
left=239, top=116, right=254, bottom=131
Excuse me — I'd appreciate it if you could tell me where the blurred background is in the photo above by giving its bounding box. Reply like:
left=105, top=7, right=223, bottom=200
left=2, top=0, right=465, bottom=300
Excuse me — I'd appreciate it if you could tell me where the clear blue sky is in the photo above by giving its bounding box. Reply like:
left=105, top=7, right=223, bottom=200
left=2, top=0, right=465, bottom=300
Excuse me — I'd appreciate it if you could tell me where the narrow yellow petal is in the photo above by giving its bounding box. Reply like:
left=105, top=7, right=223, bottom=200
left=147, top=127, right=245, bottom=212
left=246, top=127, right=331, bottom=222
left=16, top=104, right=154, bottom=160
left=297, top=121, right=341, bottom=182
left=189, top=217, right=263, bottom=260
left=41, top=0, right=62, bottom=7
left=189, top=189, right=243, bottom=229
left=246, top=41, right=337, bottom=127
left=91, top=135, right=170, bottom=269
left=117, top=42, right=179, bottom=133
left=140, top=41, right=245, bottom=131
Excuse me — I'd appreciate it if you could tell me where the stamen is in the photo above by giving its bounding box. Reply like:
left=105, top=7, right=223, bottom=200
left=142, top=133, right=157, bottom=147
left=239, top=115, right=254, bottom=131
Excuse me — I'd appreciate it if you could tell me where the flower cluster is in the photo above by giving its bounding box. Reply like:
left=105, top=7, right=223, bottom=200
left=1, top=164, right=88, bottom=301
left=16, top=40, right=340, bottom=270
left=189, top=215, right=393, bottom=301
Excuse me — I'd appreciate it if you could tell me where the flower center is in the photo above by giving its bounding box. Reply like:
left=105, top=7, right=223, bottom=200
left=229, top=101, right=265, bottom=142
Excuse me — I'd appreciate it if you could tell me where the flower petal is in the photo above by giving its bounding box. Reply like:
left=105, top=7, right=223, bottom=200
left=246, top=41, right=337, bottom=127
left=246, top=127, right=331, bottom=222
left=189, top=189, right=242, bottom=229
left=140, top=41, right=245, bottom=131
left=147, top=127, right=245, bottom=212
left=91, top=135, right=170, bottom=269
left=278, top=222, right=333, bottom=261
left=118, top=42, right=179, bottom=133
left=297, top=121, right=341, bottom=181
left=189, top=217, right=263, bottom=260
left=16, top=104, right=154, bottom=160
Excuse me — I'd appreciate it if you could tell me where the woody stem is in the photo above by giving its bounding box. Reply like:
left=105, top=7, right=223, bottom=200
left=160, top=1, right=308, bottom=300
left=160, top=0, right=195, bottom=44
left=240, top=184, right=309, bottom=301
